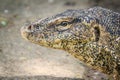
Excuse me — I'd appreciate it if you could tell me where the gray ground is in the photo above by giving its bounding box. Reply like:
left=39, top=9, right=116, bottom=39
left=0, top=0, right=119, bottom=80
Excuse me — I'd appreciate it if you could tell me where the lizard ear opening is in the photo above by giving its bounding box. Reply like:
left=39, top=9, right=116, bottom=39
left=93, top=26, right=100, bottom=42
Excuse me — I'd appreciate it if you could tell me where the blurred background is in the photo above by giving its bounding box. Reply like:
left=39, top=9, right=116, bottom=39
left=0, top=0, right=119, bottom=80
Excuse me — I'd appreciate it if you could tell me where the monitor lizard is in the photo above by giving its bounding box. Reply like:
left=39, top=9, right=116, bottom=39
left=21, top=7, right=120, bottom=80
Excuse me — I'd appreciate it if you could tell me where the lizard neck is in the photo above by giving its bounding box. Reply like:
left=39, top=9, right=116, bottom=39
left=64, top=40, right=119, bottom=75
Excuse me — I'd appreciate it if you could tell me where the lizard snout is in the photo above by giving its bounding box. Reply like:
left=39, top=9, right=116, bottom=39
left=21, top=24, right=34, bottom=40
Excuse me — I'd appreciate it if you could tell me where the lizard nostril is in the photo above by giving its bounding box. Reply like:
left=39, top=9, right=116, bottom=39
left=28, top=25, right=32, bottom=30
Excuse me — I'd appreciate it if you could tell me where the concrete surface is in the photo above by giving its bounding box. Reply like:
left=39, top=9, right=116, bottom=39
left=0, top=0, right=119, bottom=80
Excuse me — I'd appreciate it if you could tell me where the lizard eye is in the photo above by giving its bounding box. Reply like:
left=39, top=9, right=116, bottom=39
left=60, top=21, right=68, bottom=26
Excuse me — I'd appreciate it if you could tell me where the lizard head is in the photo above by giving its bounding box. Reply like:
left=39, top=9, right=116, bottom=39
left=21, top=9, right=98, bottom=50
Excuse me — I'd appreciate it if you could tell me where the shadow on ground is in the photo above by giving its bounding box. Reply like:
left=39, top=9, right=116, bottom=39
left=0, top=75, right=83, bottom=80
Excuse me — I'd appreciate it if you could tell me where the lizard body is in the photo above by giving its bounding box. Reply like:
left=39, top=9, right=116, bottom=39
left=21, top=7, right=120, bottom=80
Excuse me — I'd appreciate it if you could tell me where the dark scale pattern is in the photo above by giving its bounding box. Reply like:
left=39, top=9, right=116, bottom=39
left=21, top=7, right=120, bottom=80
left=87, top=7, right=120, bottom=36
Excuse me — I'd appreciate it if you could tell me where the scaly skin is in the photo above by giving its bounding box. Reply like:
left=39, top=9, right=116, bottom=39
left=21, top=7, right=120, bottom=80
